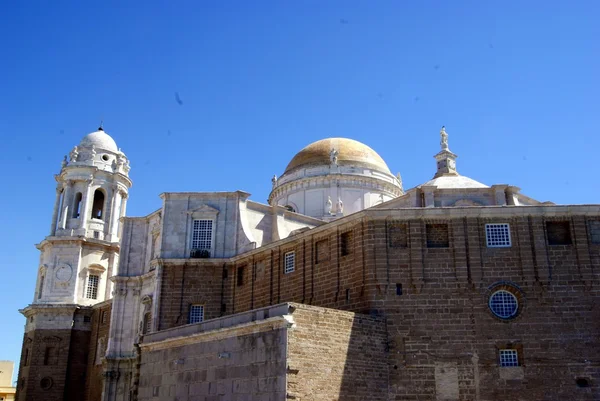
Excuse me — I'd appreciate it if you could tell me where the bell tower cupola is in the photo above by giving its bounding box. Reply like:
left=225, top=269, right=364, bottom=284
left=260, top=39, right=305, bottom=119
left=51, top=124, right=132, bottom=241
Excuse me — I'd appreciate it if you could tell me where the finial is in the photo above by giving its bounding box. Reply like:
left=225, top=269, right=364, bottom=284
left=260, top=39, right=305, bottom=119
left=440, top=125, right=449, bottom=151
left=98, top=120, right=104, bottom=131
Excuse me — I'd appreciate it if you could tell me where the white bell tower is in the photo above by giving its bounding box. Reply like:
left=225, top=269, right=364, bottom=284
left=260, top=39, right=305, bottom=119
left=34, top=125, right=132, bottom=306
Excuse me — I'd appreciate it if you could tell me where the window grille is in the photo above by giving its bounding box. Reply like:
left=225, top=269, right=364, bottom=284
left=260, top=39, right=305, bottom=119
left=192, top=219, right=213, bottom=252
left=86, top=275, right=99, bottom=299
left=499, top=349, right=519, bottom=367
left=489, top=290, right=518, bottom=319
left=486, top=224, right=511, bottom=247
left=589, top=220, right=600, bottom=244
left=284, top=251, right=295, bottom=274
left=189, top=305, right=204, bottom=324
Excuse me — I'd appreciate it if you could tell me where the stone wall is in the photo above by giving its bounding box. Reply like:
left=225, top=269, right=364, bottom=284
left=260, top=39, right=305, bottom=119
left=368, top=213, right=600, bottom=400
left=158, top=262, right=225, bottom=330
left=16, top=308, right=92, bottom=401
left=139, top=303, right=388, bottom=401
left=158, top=218, right=372, bottom=331
left=84, top=302, right=112, bottom=401
left=155, top=207, right=600, bottom=400
left=286, top=304, right=388, bottom=401
left=138, top=304, right=291, bottom=401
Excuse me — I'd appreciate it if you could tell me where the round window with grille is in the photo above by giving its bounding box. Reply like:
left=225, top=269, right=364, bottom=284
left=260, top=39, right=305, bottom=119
left=489, top=290, right=518, bottom=318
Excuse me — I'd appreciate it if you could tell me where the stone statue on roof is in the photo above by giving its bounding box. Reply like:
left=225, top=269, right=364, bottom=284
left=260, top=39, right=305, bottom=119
left=440, top=126, right=449, bottom=151
left=70, top=146, right=79, bottom=162
left=329, top=148, right=339, bottom=165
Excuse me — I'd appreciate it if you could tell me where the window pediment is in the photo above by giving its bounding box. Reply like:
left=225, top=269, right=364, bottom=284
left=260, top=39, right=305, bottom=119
left=87, top=264, right=106, bottom=273
left=187, top=204, right=219, bottom=219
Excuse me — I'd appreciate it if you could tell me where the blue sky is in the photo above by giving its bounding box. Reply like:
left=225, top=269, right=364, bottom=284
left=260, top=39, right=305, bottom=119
left=0, top=1, right=598, bottom=380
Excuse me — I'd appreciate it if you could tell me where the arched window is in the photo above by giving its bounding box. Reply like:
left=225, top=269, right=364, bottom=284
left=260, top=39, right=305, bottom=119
left=143, top=312, right=152, bottom=334
left=91, top=190, right=105, bottom=220
left=73, top=193, right=83, bottom=218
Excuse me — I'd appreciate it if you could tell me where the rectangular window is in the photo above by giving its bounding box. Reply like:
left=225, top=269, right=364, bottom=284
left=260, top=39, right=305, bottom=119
left=315, top=239, right=328, bottom=264
left=388, top=222, right=408, bottom=248
left=486, top=223, right=511, bottom=247
left=189, top=304, right=204, bottom=324
left=44, top=346, right=58, bottom=366
left=546, top=221, right=572, bottom=245
left=237, top=265, right=245, bottom=287
left=86, top=275, right=99, bottom=299
left=341, top=231, right=352, bottom=256
left=38, top=274, right=45, bottom=299
left=284, top=251, right=295, bottom=274
left=396, top=283, right=403, bottom=296
left=426, top=223, right=449, bottom=248
left=101, top=310, right=107, bottom=324
left=23, top=348, right=29, bottom=366
left=499, top=349, right=519, bottom=367
left=191, top=219, right=213, bottom=254
left=588, top=220, right=600, bottom=244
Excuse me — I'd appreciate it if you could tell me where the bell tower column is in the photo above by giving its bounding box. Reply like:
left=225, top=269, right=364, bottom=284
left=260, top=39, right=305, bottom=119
left=107, top=184, right=119, bottom=242
left=109, top=189, right=122, bottom=240
left=50, top=183, right=63, bottom=235
left=60, top=180, right=74, bottom=230
left=79, top=176, right=94, bottom=230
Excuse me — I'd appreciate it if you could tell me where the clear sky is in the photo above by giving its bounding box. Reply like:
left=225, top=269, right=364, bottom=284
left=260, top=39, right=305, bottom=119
left=0, top=1, right=598, bottom=380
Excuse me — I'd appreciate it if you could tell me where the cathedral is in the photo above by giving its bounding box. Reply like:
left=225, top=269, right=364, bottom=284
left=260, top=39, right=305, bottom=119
left=16, top=126, right=599, bottom=401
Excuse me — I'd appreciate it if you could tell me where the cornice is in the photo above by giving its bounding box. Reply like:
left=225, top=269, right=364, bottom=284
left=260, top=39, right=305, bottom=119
left=19, top=303, right=87, bottom=317
left=37, top=236, right=120, bottom=252
left=140, top=314, right=295, bottom=352
left=268, top=173, right=402, bottom=203
left=159, top=190, right=251, bottom=201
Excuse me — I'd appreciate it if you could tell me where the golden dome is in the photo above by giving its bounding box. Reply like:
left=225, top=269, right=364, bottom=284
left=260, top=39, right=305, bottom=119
left=284, top=138, right=392, bottom=175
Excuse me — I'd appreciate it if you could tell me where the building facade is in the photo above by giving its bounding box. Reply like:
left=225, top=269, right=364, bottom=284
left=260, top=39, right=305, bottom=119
left=16, top=127, right=600, bottom=400
left=0, top=360, right=16, bottom=401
